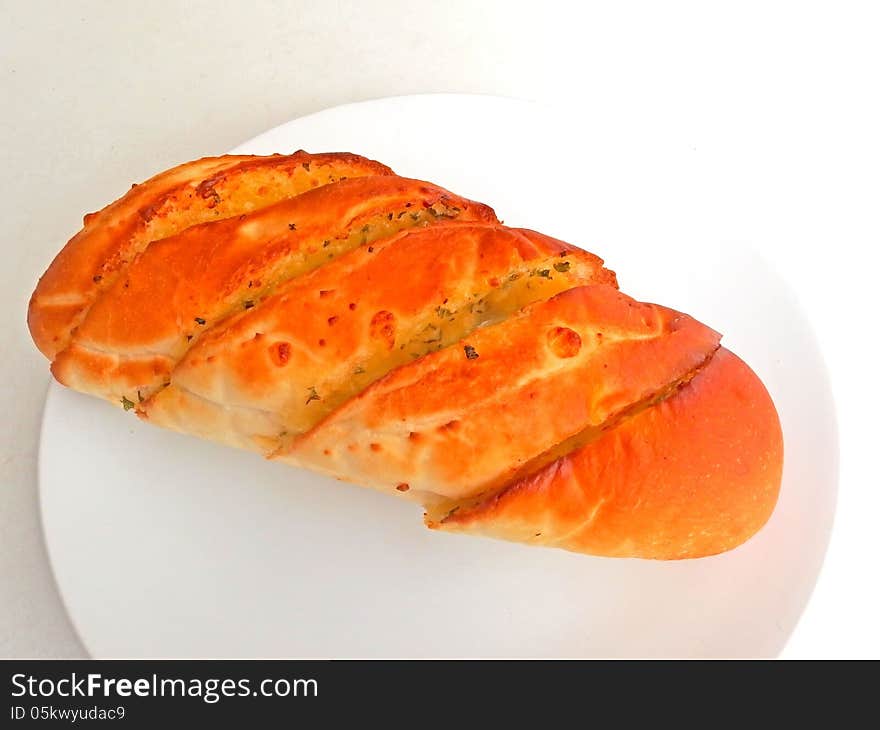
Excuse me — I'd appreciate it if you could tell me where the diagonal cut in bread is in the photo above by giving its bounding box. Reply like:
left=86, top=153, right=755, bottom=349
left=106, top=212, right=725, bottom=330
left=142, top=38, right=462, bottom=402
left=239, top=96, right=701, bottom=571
left=49, top=176, right=496, bottom=403
left=143, top=223, right=615, bottom=452
left=28, top=151, right=394, bottom=360
left=436, top=348, right=782, bottom=559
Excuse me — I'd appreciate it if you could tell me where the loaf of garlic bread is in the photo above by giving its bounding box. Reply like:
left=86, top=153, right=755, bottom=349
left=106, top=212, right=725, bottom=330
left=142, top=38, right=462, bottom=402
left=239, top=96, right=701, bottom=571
left=28, top=152, right=783, bottom=559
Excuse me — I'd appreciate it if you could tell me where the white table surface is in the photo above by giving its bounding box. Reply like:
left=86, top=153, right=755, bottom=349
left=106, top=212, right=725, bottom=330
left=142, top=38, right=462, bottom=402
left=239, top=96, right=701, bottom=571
left=2, top=0, right=877, bottom=658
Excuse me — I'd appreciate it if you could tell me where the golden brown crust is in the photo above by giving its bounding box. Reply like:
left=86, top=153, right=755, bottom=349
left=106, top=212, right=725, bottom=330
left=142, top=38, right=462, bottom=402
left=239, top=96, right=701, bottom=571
left=28, top=152, right=393, bottom=359
left=50, top=176, right=496, bottom=403
left=285, top=285, right=721, bottom=503
left=434, top=348, right=783, bottom=559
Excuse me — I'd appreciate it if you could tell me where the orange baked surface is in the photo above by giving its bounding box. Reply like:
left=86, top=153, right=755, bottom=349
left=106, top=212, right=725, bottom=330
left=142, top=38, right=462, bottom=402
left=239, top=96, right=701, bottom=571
left=28, top=152, right=783, bottom=559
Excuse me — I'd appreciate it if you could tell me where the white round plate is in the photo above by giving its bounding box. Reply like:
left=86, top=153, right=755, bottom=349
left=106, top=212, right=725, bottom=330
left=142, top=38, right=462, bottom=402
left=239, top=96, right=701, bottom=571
left=40, top=94, right=838, bottom=658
